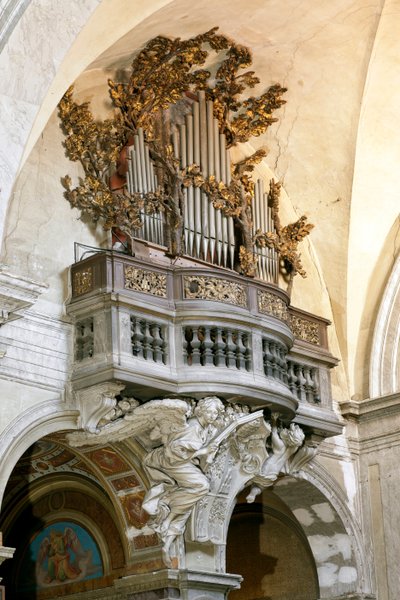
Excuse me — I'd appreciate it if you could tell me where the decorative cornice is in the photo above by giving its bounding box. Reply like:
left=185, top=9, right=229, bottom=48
left=341, top=392, right=400, bottom=422
left=0, top=267, right=47, bottom=325
left=124, top=266, right=167, bottom=298
left=184, top=275, right=247, bottom=307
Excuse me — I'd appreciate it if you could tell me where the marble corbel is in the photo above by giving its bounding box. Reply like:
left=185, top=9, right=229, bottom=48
left=0, top=532, right=15, bottom=582
left=68, top=396, right=317, bottom=571
left=73, top=382, right=137, bottom=434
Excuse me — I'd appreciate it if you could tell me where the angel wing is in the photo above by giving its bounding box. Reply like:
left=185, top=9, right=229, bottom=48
left=67, top=398, right=190, bottom=448
left=37, top=536, right=50, bottom=566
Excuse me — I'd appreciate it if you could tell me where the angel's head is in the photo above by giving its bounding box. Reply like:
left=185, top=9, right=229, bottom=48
left=195, top=396, right=224, bottom=425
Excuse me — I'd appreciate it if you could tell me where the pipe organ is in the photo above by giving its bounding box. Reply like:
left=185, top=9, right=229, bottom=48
left=126, top=91, right=279, bottom=283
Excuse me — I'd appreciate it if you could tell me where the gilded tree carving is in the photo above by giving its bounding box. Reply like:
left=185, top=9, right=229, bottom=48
left=58, top=28, right=313, bottom=284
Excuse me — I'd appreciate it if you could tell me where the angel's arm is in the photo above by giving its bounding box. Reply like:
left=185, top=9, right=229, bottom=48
left=270, top=413, right=284, bottom=453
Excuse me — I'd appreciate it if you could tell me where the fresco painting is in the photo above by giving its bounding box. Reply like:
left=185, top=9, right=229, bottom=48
left=21, top=521, right=103, bottom=589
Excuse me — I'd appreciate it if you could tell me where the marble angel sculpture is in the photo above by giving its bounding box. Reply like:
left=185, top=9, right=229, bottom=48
left=142, top=396, right=225, bottom=562
left=68, top=395, right=264, bottom=564
left=246, top=413, right=315, bottom=503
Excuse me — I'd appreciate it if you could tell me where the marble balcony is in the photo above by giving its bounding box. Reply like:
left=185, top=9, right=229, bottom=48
left=67, top=242, right=342, bottom=439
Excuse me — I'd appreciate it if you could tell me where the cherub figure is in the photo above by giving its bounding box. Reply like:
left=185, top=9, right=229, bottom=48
left=246, top=413, right=305, bottom=503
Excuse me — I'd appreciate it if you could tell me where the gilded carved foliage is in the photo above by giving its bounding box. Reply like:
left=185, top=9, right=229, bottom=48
left=184, top=275, right=247, bottom=307
left=124, top=266, right=167, bottom=298
left=58, top=28, right=313, bottom=281
left=290, top=315, right=320, bottom=345
left=73, top=268, right=93, bottom=296
left=257, top=290, right=289, bottom=322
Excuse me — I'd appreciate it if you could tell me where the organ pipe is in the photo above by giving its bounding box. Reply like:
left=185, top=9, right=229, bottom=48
left=125, top=91, right=278, bottom=282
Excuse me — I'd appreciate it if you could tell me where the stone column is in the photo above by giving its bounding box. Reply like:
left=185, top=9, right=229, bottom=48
left=0, top=532, right=15, bottom=582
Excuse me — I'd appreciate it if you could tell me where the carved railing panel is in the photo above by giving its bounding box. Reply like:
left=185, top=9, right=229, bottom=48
left=131, top=316, right=167, bottom=364
left=184, top=326, right=251, bottom=370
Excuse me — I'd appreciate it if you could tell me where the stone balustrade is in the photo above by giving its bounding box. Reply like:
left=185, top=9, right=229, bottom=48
left=67, top=249, right=341, bottom=437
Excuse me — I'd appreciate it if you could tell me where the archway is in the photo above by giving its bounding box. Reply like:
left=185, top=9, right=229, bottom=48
left=226, top=467, right=370, bottom=600
left=0, top=431, right=160, bottom=598
left=227, top=488, right=319, bottom=600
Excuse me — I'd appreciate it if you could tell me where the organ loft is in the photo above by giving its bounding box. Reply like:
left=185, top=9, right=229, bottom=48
left=1, top=10, right=395, bottom=600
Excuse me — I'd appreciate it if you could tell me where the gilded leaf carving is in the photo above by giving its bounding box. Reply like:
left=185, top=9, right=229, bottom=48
left=184, top=275, right=247, bottom=307
left=58, top=28, right=312, bottom=284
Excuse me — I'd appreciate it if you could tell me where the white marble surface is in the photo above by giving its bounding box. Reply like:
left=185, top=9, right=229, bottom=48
left=0, top=0, right=101, bottom=245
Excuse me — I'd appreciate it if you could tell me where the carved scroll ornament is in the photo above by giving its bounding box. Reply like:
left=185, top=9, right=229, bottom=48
left=67, top=397, right=316, bottom=566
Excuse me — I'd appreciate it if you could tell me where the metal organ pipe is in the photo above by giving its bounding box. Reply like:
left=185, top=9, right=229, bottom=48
left=125, top=92, right=278, bottom=283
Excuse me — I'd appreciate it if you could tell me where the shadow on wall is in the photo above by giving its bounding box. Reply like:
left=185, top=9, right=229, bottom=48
left=226, top=488, right=319, bottom=600
left=0, top=443, right=44, bottom=599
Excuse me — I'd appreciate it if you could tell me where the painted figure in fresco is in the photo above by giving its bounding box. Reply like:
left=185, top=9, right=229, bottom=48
left=38, top=527, right=81, bottom=584
left=142, top=396, right=224, bottom=561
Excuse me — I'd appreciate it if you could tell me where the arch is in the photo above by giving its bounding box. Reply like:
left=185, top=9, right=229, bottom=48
left=272, top=463, right=373, bottom=598
left=0, top=399, right=79, bottom=507
left=369, top=252, right=400, bottom=398
left=221, top=462, right=372, bottom=598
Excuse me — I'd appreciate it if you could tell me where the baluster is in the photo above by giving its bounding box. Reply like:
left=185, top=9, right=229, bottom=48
left=151, top=323, right=164, bottom=363
left=271, top=343, right=281, bottom=380
left=263, top=339, right=274, bottom=377
left=243, top=335, right=251, bottom=371
left=303, top=366, right=313, bottom=403
left=236, top=332, right=247, bottom=370
left=142, top=320, right=152, bottom=360
left=225, top=329, right=237, bottom=368
left=131, top=317, right=144, bottom=358
left=191, top=327, right=202, bottom=366
left=184, top=327, right=193, bottom=365
left=202, top=326, right=214, bottom=366
left=312, top=368, right=321, bottom=404
left=296, top=364, right=307, bottom=403
left=287, top=361, right=298, bottom=397
left=213, top=327, right=225, bottom=366
left=279, top=346, right=288, bottom=383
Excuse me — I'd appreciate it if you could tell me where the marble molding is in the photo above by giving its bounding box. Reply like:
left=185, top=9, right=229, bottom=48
left=0, top=266, right=47, bottom=324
